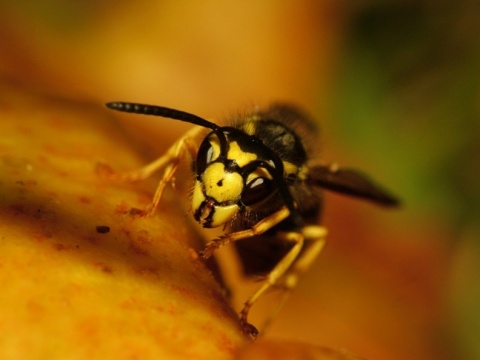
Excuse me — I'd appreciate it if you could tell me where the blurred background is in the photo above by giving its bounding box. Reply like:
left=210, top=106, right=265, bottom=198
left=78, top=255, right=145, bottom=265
left=1, top=1, right=478, bottom=359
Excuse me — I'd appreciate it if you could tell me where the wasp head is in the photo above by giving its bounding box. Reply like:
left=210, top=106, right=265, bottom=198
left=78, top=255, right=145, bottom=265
left=192, top=128, right=280, bottom=228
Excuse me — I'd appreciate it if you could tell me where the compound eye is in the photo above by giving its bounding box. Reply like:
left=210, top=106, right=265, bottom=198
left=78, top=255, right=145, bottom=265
left=242, top=177, right=274, bottom=206
left=196, top=137, right=217, bottom=175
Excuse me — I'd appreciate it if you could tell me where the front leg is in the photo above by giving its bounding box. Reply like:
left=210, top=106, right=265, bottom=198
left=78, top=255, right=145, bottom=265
left=241, top=225, right=327, bottom=339
left=198, top=206, right=296, bottom=338
left=198, top=206, right=291, bottom=259
left=98, top=126, right=202, bottom=216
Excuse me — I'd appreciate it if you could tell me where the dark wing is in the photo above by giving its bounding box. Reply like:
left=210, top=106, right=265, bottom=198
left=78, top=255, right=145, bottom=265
left=308, top=165, right=400, bottom=207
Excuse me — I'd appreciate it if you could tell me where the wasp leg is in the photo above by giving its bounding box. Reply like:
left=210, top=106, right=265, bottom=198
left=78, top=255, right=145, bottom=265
left=239, top=230, right=305, bottom=339
left=284, top=225, right=327, bottom=288
left=106, top=126, right=201, bottom=182
left=260, top=225, right=327, bottom=332
left=142, top=131, right=200, bottom=216
left=198, top=209, right=326, bottom=338
left=242, top=226, right=327, bottom=338
left=100, top=127, right=201, bottom=216
left=198, top=206, right=291, bottom=259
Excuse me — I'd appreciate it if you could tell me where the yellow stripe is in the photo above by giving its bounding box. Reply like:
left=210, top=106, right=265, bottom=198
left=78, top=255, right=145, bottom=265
left=227, top=141, right=257, bottom=167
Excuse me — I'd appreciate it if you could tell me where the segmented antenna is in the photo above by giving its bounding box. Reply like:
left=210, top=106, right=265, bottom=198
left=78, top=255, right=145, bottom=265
left=106, top=102, right=219, bottom=131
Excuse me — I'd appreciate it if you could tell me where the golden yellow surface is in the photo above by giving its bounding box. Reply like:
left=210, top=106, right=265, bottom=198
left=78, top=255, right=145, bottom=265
left=0, top=81, right=245, bottom=359
left=0, top=81, right=363, bottom=360
left=0, top=2, right=470, bottom=359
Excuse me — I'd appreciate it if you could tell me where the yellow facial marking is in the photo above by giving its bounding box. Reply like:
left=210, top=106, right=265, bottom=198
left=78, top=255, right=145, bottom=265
left=192, top=180, right=206, bottom=212
left=208, top=135, right=221, bottom=162
left=203, top=162, right=243, bottom=203
left=210, top=203, right=240, bottom=227
left=227, top=141, right=257, bottom=167
left=192, top=179, right=240, bottom=227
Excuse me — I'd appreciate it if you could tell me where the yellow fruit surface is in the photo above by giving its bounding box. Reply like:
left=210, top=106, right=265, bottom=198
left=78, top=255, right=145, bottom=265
left=0, top=81, right=245, bottom=359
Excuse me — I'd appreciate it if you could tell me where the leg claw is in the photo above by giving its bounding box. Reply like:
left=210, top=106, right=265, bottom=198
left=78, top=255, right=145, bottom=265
left=241, top=321, right=259, bottom=340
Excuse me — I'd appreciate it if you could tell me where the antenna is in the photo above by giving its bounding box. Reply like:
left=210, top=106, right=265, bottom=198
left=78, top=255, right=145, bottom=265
left=106, top=102, right=220, bottom=131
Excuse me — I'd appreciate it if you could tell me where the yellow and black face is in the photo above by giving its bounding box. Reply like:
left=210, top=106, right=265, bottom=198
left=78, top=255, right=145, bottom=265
left=191, top=109, right=316, bottom=229
left=192, top=127, right=281, bottom=228
left=104, top=102, right=312, bottom=230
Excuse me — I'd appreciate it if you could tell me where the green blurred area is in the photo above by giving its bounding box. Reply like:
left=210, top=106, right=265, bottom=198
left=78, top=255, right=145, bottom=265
left=331, top=3, right=480, bottom=359
left=334, top=2, right=479, bottom=227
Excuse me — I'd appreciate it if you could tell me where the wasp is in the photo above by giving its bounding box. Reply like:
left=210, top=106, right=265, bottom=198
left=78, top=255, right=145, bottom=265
left=105, top=101, right=399, bottom=338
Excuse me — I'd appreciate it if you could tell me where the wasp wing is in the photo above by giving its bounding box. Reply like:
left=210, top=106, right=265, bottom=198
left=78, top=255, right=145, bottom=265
left=308, top=165, right=400, bottom=206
